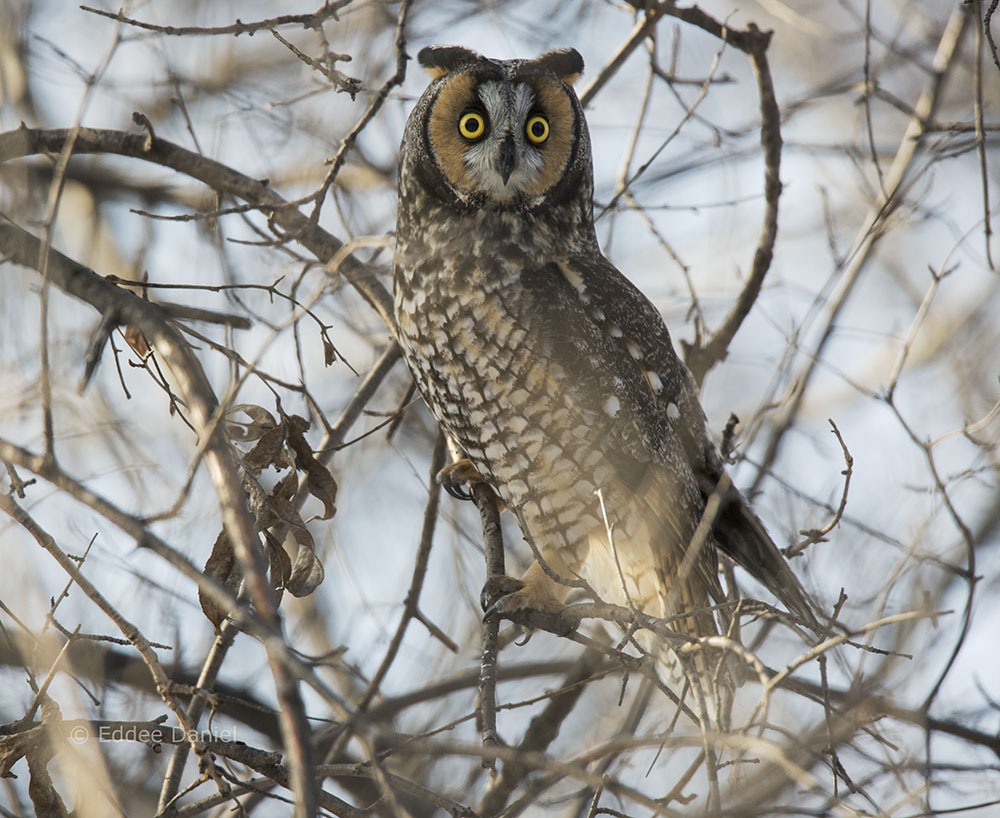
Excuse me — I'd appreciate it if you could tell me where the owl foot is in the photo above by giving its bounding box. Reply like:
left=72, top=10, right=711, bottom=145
left=481, top=574, right=578, bottom=637
left=436, top=458, right=506, bottom=509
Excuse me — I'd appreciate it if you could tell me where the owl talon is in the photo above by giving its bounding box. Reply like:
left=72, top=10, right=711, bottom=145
left=436, top=458, right=484, bottom=501
left=481, top=574, right=579, bottom=637
left=437, top=458, right=508, bottom=508
left=480, top=574, right=525, bottom=611
left=444, top=482, right=473, bottom=501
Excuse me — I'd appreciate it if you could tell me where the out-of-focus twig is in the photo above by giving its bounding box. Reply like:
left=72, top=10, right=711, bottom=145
left=478, top=651, right=602, bottom=815
left=309, top=0, right=413, bottom=219
left=0, top=126, right=396, bottom=328
left=750, top=7, right=970, bottom=492
left=80, top=3, right=354, bottom=38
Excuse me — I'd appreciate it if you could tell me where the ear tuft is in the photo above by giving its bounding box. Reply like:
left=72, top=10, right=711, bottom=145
left=418, top=46, right=484, bottom=79
left=532, top=48, right=584, bottom=85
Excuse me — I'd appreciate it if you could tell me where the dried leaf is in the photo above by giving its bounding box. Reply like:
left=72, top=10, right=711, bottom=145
left=244, top=422, right=287, bottom=475
left=199, top=530, right=242, bottom=630
left=322, top=333, right=336, bottom=367
left=306, top=464, right=338, bottom=519
left=238, top=404, right=278, bottom=427
left=265, top=487, right=302, bottom=534
left=285, top=526, right=324, bottom=597
left=122, top=324, right=151, bottom=358
left=284, top=415, right=337, bottom=520
left=240, top=470, right=273, bottom=529
left=263, top=530, right=291, bottom=603
left=263, top=494, right=319, bottom=594
left=272, top=470, right=298, bottom=503
left=226, top=404, right=277, bottom=443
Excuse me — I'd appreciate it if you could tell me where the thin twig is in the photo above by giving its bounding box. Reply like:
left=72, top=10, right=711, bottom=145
left=788, top=419, right=853, bottom=556
left=0, top=495, right=206, bottom=770
left=972, top=0, right=995, bottom=269
left=309, top=0, right=413, bottom=221
left=478, top=651, right=603, bottom=815
left=0, top=126, right=395, bottom=327
left=580, top=3, right=671, bottom=107
left=750, top=7, right=970, bottom=493
left=270, top=28, right=361, bottom=98
left=984, top=0, right=1000, bottom=71
left=157, top=620, right=240, bottom=811
left=80, top=3, right=354, bottom=38
left=682, top=23, right=783, bottom=385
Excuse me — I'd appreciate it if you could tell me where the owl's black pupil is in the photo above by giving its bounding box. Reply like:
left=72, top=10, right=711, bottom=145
left=531, top=121, right=546, bottom=137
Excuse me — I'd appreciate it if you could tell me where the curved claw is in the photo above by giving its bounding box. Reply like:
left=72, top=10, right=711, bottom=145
left=481, top=574, right=524, bottom=613
left=443, top=481, right=473, bottom=501
left=436, top=458, right=485, bottom=503
left=481, top=574, right=579, bottom=637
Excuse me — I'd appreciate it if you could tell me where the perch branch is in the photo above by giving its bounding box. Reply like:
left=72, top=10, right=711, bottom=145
left=472, top=481, right=506, bottom=768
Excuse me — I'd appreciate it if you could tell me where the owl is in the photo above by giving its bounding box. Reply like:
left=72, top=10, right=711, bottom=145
left=393, top=46, right=817, bottom=671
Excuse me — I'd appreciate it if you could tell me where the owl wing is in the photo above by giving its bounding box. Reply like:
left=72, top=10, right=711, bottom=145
left=520, top=253, right=724, bottom=610
left=522, top=252, right=818, bottom=626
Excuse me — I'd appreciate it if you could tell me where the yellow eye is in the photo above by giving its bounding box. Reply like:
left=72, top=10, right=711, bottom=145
left=526, top=115, right=549, bottom=144
left=458, top=111, right=486, bottom=140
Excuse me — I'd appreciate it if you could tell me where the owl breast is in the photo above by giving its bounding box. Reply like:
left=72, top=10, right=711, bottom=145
left=394, top=208, right=618, bottom=571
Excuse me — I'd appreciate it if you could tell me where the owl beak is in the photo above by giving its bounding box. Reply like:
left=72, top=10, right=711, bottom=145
left=498, top=136, right=516, bottom=185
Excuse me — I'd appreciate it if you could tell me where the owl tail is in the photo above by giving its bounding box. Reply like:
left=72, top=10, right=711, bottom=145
left=602, top=466, right=736, bottom=727
left=706, top=472, right=823, bottom=633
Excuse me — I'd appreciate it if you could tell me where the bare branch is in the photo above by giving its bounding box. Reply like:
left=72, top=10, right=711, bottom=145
left=681, top=22, right=783, bottom=385
left=788, top=419, right=854, bottom=556
left=472, top=481, right=505, bottom=767
left=79, top=3, right=355, bottom=38
left=0, top=126, right=395, bottom=327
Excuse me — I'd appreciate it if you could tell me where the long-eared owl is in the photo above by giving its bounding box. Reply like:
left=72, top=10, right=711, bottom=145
left=393, top=46, right=817, bottom=668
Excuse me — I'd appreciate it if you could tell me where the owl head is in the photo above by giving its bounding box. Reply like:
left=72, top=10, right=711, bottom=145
left=401, top=46, right=592, bottom=212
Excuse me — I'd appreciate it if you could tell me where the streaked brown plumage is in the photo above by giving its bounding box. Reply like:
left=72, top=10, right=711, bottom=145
left=393, top=46, right=817, bottom=680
